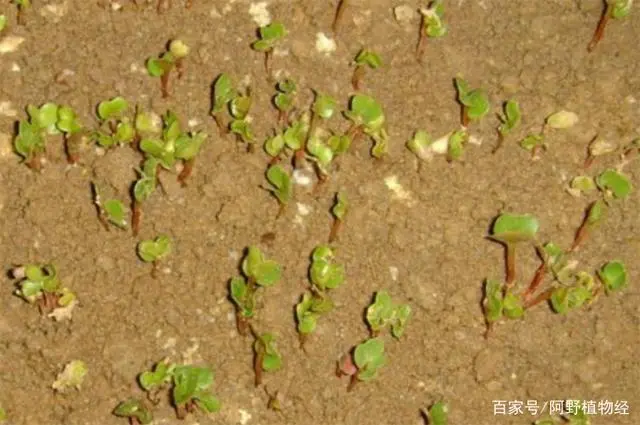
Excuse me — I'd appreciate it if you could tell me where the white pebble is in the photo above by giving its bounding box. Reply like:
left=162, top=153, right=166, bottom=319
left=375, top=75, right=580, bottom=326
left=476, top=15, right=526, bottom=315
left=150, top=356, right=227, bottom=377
left=249, top=2, right=271, bottom=27
left=0, top=36, right=25, bottom=54
left=0, top=101, right=17, bottom=118
left=315, top=32, right=336, bottom=54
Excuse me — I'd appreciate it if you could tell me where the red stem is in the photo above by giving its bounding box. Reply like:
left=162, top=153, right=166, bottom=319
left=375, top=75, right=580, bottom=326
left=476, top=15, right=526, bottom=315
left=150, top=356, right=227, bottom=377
left=587, top=4, right=611, bottom=52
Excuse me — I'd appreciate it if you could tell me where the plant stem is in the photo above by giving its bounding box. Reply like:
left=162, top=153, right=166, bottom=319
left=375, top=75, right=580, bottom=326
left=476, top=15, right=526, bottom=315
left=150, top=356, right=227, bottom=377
left=212, top=113, right=228, bottom=136
left=160, top=71, right=171, bottom=99
left=177, top=158, right=195, bottom=187
left=346, top=375, right=358, bottom=392
left=175, top=405, right=187, bottom=420
left=332, top=0, right=347, bottom=34
left=264, top=50, right=274, bottom=83
left=296, top=112, right=317, bottom=169
left=524, top=288, right=553, bottom=309
left=351, top=66, right=365, bottom=90
left=583, top=154, right=596, bottom=169
left=461, top=105, right=470, bottom=128
left=254, top=349, right=264, bottom=387
left=132, top=201, right=142, bottom=237
left=328, top=218, right=342, bottom=243
left=415, top=16, right=426, bottom=63
left=151, top=261, right=159, bottom=279
left=587, top=3, right=611, bottom=52
left=492, top=131, right=504, bottom=154
left=275, top=202, right=286, bottom=219
left=236, top=313, right=250, bottom=336
left=505, top=244, right=516, bottom=289
left=521, top=263, right=546, bottom=300
left=65, top=133, right=83, bottom=164
left=570, top=203, right=596, bottom=252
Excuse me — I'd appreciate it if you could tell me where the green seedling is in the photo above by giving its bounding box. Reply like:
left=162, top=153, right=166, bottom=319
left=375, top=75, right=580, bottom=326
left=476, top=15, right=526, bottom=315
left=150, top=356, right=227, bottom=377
left=296, top=291, right=334, bottom=347
left=93, top=97, right=136, bottom=149
left=12, top=0, right=31, bottom=25
left=344, top=93, right=388, bottom=158
left=519, top=133, right=546, bottom=158
left=351, top=49, right=382, bottom=90
left=407, top=130, right=434, bottom=162
left=454, top=75, right=489, bottom=128
left=132, top=157, right=159, bottom=236
left=139, top=359, right=175, bottom=402
left=588, top=0, right=632, bottom=52
left=416, top=1, right=447, bottom=62
left=583, top=135, right=617, bottom=168
left=494, top=99, right=521, bottom=153
left=210, top=73, right=237, bottom=136
left=56, top=105, right=87, bottom=164
left=265, top=164, right=292, bottom=218
left=253, top=332, right=282, bottom=387
left=91, top=182, right=128, bottom=230
left=569, top=176, right=597, bottom=196
left=229, top=246, right=282, bottom=335
left=14, top=103, right=60, bottom=170
left=446, top=129, right=468, bottom=162
left=12, top=263, right=78, bottom=320
left=422, top=401, right=448, bottom=425
left=301, top=91, right=340, bottom=173
left=488, top=213, right=539, bottom=288
left=251, top=22, right=287, bottom=81
left=329, top=191, right=348, bottom=242
left=52, top=360, right=88, bottom=393
left=332, top=0, right=348, bottom=34
left=229, top=89, right=256, bottom=150
left=545, top=110, right=579, bottom=130
left=137, top=234, right=172, bottom=277
left=273, top=78, right=297, bottom=125
left=146, top=39, right=189, bottom=98
left=139, top=110, right=207, bottom=185
left=598, top=260, right=627, bottom=293
left=338, top=337, right=386, bottom=392
left=264, top=112, right=309, bottom=164
left=113, top=398, right=153, bottom=425
left=366, top=290, right=412, bottom=339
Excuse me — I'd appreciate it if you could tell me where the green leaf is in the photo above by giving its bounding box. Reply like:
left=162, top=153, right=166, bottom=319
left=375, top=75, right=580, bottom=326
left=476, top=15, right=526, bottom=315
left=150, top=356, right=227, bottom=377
left=259, top=22, right=287, bottom=41
left=498, top=99, right=521, bottom=136
left=25, top=264, right=46, bottom=281
left=57, top=106, right=82, bottom=134
left=331, top=191, right=348, bottom=220
left=251, top=39, right=272, bottom=51
left=29, top=103, right=60, bottom=134
left=427, top=401, right=449, bottom=425
left=277, top=78, right=296, bottom=94
left=256, top=334, right=282, bottom=372
left=175, top=132, right=206, bottom=160
left=265, top=133, right=286, bottom=157
left=172, top=366, right=201, bottom=406
left=194, top=393, right=221, bottom=413
left=137, top=235, right=172, bottom=263
left=254, top=260, right=281, bottom=287
left=284, top=118, right=308, bottom=150
left=274, top=93, right=293, bottom=112
left=104, top=199, right=127, bottom=228
left=0, top=15, right=6, bottom=32
left=115, top=122, right=134, bottom=143
left=546, top=110, right=579, bottom=129
left=611, top=0, right=633, bottom=19
left=313, top=93, right=338, bottom=120
left=354, top=338, right=386, bottom=381
left=519, top=133, right=545, bottom=151
left=598, top=260, right=627, bottom=293
left=490, top=213, right=539, bottom=244
left=113, top=399, right=153, bottom=425
left=366, top=291, right=395, bottom=332
left=230, top=276, right=254, bottom=318
left=371, top=128, right=389, bottom=158
left=230, top=119, right=255, bottom=143
left=483, top=279, right=503, bottom=323
left=327, top=134, right=351, bottom=154
left=354, top=49, right=382, bottom=69
left=139, top=360, right=173, bottom=391
left=454, top=77, right=489, bottom=121
left=407, top=130, right=433, bottom=161
left=421, top=1, right=447, bottom=38
left=266, top=165, right=292, bottom=205
left=586, top=200, right=606, bottom=226
left=14, top=120, right=44, bottom=159
left=447, top=129, right=466, bottom=161
left=503, top=291, right=524, bottom=319
left=391, top=304, right=411, bottom=338
left=595, top=169, right=632, bottom=199
left=230, top=95, right=252, bottom=120
left=98, top=97, right=128, bottom=121
left=570, top=176, right=596, bottom=194
left=146, top=58, right=166, bottom=77
left=347, top=94, right=385, bottom=131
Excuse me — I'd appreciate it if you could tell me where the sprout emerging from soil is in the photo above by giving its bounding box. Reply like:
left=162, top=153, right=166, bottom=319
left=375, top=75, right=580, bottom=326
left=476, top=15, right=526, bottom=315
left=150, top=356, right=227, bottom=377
left=211, top=73, right=237, bottom=136
left=583, top=135, right=617, bottom=169
left=253, top=332, right=283, bottom=387
left=12, top=263, right=78, bottom=320
left=12, top=0, right=30, bottom=26
left=329, top=191, right=348, bottom=243
left=137, top=360, right=221, bottom=419
left=113, top=398, right=153, bottom=425
left=351, top=48, right=382, bottom=90
left=273, top=78, right=297, bottom=126
left=93, top=97, right=136, bottom=149
left=265, top=112, right=308, bottom=164
left=229, top=246, right=282, bottom=336
left=52, top=360, right=88, bottom=393
left=494, top=99, right=521, bottom=153
left=265, top=164, right=292, bottom=218
left=146, top=40, right=189, bottom=98
left=344, top=93, right=388, bottom=158
left=57, top=105, right=87, bottom=164
left=92, top=182, right=128, bottom=230
left=14, top=103, right=60, bottom=170
left=338, top=337, right=386, bottom=392
left=587, top=0, right=632, bottom=52
left=137, top=234, right=172, bottom=277
left=454, top=75, right=489, bottom=128
left=132, top=157, right=159, bottom=236
left=251, top=22, right=287, bottom=81
left=416, top=1, right=447, bottom=62
left=229, top=88, right=256, bottom=151
left=366, top=290, right=412, bottom=339
left=422, top=401, right=449, bottom=425
left=301, top=91, right=342, bottom=176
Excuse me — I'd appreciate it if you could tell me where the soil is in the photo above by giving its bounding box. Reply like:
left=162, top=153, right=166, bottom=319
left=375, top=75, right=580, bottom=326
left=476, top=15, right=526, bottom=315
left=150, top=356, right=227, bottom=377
left=0, top=1, right=639, bottom=425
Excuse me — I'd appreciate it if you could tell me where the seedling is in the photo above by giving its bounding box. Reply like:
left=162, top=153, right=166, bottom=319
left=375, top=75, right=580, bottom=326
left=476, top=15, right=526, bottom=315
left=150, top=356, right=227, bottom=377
left=253, top=332, right=282, bottom=386
left=302, top=91, right=341, bottom=173
left=12, top=0, right=30, bottom=25
left=146, top=39, right=189, bottom=98
left=422, top=401, right=448, bottom=425
left=545, top=110, right=579, bottom=130
left=229, top=246, right=282, bottom=335
left=264, top=113, right=309, bottom=164
left=446, top=129, right=468, bottom=162
left=139, top=110, right=207, bottom=185
left=583, top=135, right=617, bottom=169
left=56, top=105, right=87, bottom=164
left=295, top=291, right=334, bottom=348
left=138, top=360, right=221, bottom=419
left=407, top=130, right=435, bottom=162
left=338, top=337, right=386, bottom=392
left=416, top=1, right=447, bottom=62
left=132, top=157, right=159, bottom=236
left=251, top=22, right=287, bottom=81
left=329, top=191, right=348, bottom=242
left=588, top=0, right=632, bottom=52
left=366, top=290, right=412, bottom=338
left=52, top=360, right=88, bottom=392
left=11, top=263, right=78, bottom=320
left=351, top=49, right=382, bottom=90
left=488, top=213, right=539, bottom=288
left=14, top=103, right=60, bottom=170
left=494, top=99, right=521, bottom=153
left=113, top=398, right=153, bottom=425
left=273, top=78, right=297, bottom=126
left=344, top=94, right=388, bottom=158
left=332, top=0, right=348, bottom=34
left=519, top=111, right=578, bottom=160
left=93, top=97, right=136, bottom=149
left=91, top=182, right=128, bottom=230
left=454, top=75, right=489, bottom=128
left=265, top=164, right=292, bottom=218
left=137, top=234, right=172, bottom=277
left=210, top=73, right=237, bottom=136
left=229, top=89, right=256, bottom=151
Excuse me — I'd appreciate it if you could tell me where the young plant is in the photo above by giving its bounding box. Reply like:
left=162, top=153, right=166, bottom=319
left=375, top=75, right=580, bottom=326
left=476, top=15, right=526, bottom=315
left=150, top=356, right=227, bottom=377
left=583, top=135, right=617, bottom=169
left=454, top=75, right=489, bottom=128
left=344, top=94, right=388, bottom=158
left=329, top=191, right=348, bottom=242
left=210, top=73, right=237, bottom=136
left=351, top=49, right=382, bottom=90
left=52, top=360, right=88, bottom=392
left=14, top=103, right=60, bottom=170
left=12, top=0, right=31, bottom=25
left=137, top=234, right=172, bottom=277
left=273, top=78, right=297, bottom=126
left=416, top=1, right=447, bottom=62
left=337, top=337, right=386, bottom=392
left=494, top=99, right=521, bottom=153
left=54, top=105, right=88, bottom=164
left=11, top=264, right=78, bottom=320
left=265, top=164, right=292, bottom=218
left=91, top=182, right=128, bottom=230
left=446, top=128, right=468, bottom=162
left=366, top=290, right=412, bottom=338
left=252, top=332, right=282, bottom=387
left=229, top=88, right=256, bottom=151
left=251, top=22, right=287, bottom=81
left=587, top=0, right=632, bottom=52
left=301, top=91, right=342, bottom=174
left=146, top=39, right=189, bottom=98
left=423, top=401, right=448, bottom=425
left=132, top=157, right=159, bottom=236
left=229, top=246, right=282, bottom=335
left=93, top=97, right=136, bottom=150
left=264, top=112, right=309, bottom=164
left=113, top=398, right=153, bottom=425
left=332, top=0, right=348, bottom=34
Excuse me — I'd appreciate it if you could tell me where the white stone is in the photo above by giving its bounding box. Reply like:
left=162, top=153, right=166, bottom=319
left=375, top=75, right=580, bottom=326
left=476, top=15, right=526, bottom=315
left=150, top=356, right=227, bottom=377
left=249, top=2, right=271, bottom=27
left=0, top=36, right=25, bottom=54
left=315, top=32, right=336, bottom=54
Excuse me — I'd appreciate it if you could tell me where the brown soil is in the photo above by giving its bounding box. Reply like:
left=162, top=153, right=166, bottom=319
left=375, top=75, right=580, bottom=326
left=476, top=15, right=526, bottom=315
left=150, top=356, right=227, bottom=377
left=0, top=1, right=638, bottom=425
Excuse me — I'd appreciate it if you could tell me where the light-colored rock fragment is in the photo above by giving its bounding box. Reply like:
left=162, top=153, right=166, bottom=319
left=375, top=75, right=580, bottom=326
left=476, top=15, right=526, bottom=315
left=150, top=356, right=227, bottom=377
left=0, top=36, right=25, bottom=54
left=239, top=409, right=252, bottom=425
left=40, top=1, right=69, bottom=22
left=384, top=175, right=416, bottom=207
left=394, top=5, right=416, bottom=24
left=249, top=2, right=271, bottom=26
left=315, top=32, right=336, bottom=54
left=0, top=101, right=17, bottom=118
